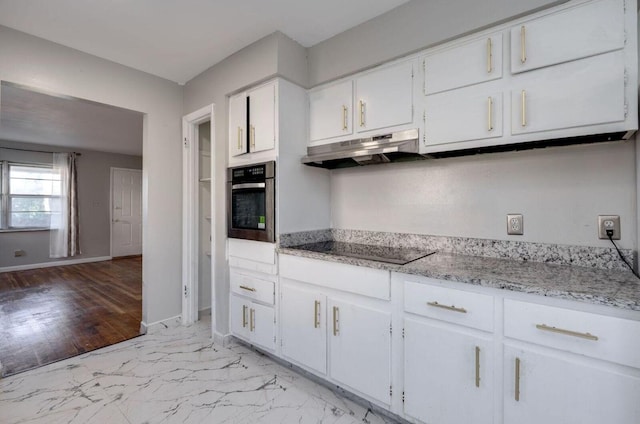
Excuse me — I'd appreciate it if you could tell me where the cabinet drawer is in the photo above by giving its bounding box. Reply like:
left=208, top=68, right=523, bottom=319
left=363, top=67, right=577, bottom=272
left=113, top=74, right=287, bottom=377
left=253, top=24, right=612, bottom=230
left=404, top=281, right=494, bottom=332
left=230, top=270, right=275, bottom=305
left=504, top=299, right=640, bottom=368
left=280, top=255, right=390, bottom=300
left=228, top=238, right=275, bottom=264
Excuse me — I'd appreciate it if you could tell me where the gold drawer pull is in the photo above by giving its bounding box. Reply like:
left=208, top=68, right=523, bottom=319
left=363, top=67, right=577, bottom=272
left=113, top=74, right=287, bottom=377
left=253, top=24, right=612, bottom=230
left=342, top=105, right=348, bottom=130
left=475, top=346, right=481, bottom=388
left=487, top=97, right=493, bottom=132
left=427, top=301, right=467, bottom=314
left=520, top=26, right=527, bottom=64
left=487, top=38, right=493, bottom=73
left=333, top=306, right=339, bottom=336
left=314, top=300, right=320, bottom=328
left=359, top=100, right=366, bottom=127
left=239, top=285, right=256, bottom=292
left=250, top=308, right=255, bottom=332
left=521, top=90, right=527, bottom=127
left=250, top=125, right=256, bottom=149
left=536, top=324, right=598, bottom=341
left=242, top=305, right=248, bottom=328
left=515, top=357, right=521, bottom=401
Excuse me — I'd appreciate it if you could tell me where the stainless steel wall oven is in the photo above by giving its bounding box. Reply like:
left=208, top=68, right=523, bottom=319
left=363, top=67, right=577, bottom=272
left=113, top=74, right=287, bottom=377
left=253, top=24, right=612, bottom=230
left=227, top=161, right=275, bottom=243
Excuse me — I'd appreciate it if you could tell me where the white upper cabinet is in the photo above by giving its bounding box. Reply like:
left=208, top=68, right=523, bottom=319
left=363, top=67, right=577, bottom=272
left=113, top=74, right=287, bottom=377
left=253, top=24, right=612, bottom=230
left=229, top=93, right=247, bottom=157
left=248, top=82, right=276, bottom=153
left=355, top=61, right=414, bottom=134
left=425, top=85, right=503, bottom=146
left=511, top=51, right=626, bottom=136
left=309, top=80, right=353, bottom=143
left=510, top=0, right=625, bottom=74
left=424, top=32, right=503, bottom=95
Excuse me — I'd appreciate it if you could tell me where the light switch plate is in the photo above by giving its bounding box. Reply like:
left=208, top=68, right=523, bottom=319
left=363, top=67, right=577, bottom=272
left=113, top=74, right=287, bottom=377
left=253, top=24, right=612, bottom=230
left=507, top=214, right=523, bottom=235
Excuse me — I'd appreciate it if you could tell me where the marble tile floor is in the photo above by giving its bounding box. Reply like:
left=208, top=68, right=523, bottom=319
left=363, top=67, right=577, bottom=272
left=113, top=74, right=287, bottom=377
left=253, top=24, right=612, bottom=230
left=0, top=316, right=398, bottom=424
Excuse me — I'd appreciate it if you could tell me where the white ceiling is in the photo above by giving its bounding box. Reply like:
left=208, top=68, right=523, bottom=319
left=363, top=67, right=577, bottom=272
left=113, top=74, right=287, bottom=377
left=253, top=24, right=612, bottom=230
left=0, top=0, right=411, bottom=84
left=0, top=82, right=144, bottom=156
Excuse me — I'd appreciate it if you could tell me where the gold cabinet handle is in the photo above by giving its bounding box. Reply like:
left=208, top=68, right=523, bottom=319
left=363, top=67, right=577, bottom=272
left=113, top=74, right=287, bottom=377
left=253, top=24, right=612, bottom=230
left=520, top=26, right=527, bottom=64
left=242, top=305, right=248, bottom=328
left=427, top=301, right=467, bottom=314
left=314, top=300, right=320, bottom=328
left=515, top=357, right=521, bottom=401
left=239, top=285, right=256, bottom=292
left=359, top=100, right=366, bottom=127
left=487, top=38, right=493, bottom=73
left=237, top=127, right=243, bottom=150
left=332, top=306, right=339, bottom=336
left=475, top=346, right=481, bottom=388
left=249, top=308, right=255, bottom=332
left=250, top=125, right=256, bottom=149
left=521, top=90, right=527, bottom=127
left=342, top=105, right=348, bottom=130
left=536, top=324, right=598, bottom=341
left=487, top=97, right=493, bottom=132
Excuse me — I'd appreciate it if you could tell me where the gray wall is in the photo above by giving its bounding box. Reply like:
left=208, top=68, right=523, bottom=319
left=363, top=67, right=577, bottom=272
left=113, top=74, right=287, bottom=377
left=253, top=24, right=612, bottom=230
left=307, top=0, right=566, bottom=86
left=0, top=25, right=183, bottom=325
left=184, top=31, right=308, bottom=336
left=0, top=140, right=142, bottom=267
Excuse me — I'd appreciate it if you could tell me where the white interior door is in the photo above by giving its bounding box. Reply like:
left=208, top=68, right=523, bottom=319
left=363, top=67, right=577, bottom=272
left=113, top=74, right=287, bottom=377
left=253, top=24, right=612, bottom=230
left=111, top=168, right=143, bottom=257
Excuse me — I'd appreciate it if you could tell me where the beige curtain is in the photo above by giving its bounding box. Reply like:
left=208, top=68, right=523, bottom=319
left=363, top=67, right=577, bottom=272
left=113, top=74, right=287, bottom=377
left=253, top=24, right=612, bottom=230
left=50, top=152, right=80, bottom=258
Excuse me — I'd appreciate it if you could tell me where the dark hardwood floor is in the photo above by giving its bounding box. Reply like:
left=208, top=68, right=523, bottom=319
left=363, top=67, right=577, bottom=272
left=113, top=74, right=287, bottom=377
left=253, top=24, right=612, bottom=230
left=0, top=257, right=142, bottom=377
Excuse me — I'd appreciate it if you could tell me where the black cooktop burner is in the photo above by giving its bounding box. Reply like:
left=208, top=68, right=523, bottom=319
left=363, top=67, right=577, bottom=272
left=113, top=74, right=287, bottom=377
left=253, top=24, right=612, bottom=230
left=291, top=241, right=435, bottom=265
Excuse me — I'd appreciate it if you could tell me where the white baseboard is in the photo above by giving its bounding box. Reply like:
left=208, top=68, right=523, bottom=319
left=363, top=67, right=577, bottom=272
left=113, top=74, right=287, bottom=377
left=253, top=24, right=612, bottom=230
left=0, top=256, right=112, bottom=273
left=140, top=315, right=182, bottom=334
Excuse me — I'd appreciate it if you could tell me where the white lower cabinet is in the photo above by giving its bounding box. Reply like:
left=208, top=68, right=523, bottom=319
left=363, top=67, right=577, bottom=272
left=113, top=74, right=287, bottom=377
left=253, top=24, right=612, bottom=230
left=404, top=318, right=494, bottom=424
left=328, top=298, right=392, bottom=405
left=230, top=293, right=276, bottom=351
left=504, top=345, right=640, bottom=424
left=280, top=284, right=327, bottom=374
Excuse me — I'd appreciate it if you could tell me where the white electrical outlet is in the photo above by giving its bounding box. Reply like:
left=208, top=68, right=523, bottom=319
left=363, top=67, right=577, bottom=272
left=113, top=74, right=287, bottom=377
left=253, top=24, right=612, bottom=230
left=507, top=214, right=523, bottom=235
left=598, top=215, right=620, bottom=240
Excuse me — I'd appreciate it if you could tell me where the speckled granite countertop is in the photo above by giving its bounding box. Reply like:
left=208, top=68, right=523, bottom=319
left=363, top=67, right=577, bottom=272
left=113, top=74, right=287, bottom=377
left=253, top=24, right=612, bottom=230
left=278, top=246, right=640, bottom=312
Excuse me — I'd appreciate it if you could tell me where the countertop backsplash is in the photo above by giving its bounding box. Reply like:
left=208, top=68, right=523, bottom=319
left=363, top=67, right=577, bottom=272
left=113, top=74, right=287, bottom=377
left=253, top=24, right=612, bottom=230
left=279, top=228, right=635, bottom=272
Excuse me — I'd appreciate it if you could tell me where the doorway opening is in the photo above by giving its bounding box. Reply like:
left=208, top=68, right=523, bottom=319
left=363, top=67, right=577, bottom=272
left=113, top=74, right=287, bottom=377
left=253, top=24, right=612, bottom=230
left=182, top=105, right=215, bottom=330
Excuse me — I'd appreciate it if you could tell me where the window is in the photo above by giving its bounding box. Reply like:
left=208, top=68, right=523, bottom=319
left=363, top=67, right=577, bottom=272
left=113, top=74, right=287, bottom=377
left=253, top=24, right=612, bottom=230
left=0, top=161, right=61, bottom=229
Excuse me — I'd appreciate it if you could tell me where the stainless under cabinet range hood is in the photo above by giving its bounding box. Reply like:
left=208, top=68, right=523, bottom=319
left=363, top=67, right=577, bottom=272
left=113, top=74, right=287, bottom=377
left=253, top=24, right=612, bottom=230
left=301, top=129, right=425, bottom=169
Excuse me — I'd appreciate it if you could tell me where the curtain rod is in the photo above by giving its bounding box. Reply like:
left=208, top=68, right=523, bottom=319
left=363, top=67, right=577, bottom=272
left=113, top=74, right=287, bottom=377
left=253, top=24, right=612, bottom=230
left=0, top=146, right=82, bottom=156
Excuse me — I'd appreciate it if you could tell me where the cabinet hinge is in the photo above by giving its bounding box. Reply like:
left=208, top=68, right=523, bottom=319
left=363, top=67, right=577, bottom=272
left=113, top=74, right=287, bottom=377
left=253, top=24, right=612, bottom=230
left=184, top=285, right=188, bottom=298
left=624, top=100, right=629, bottom=118
left=183, top=137, right=189, bottom=148
left=390, top=324, right=392, bottom=335
left=390, top=386, right=393, bottom=397
left=402, top=391, right=405, bottom=403
left=402, top=328, right=405, bottom=339
left=624, top=68, right=629, bottom=86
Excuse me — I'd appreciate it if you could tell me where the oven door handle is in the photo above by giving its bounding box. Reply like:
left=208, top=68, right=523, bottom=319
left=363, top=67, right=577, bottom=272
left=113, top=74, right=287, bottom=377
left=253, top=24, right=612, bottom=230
left=232, top=182, right=266, bottom=190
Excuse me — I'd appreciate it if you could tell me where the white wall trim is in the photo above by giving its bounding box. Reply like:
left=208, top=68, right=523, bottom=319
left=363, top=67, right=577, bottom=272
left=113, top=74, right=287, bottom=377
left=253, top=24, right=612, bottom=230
left=213, top=332, right=233, bottom=347
left=140, top=314, right=182, bottom=334
left=0, top=255, right=112, bottom=273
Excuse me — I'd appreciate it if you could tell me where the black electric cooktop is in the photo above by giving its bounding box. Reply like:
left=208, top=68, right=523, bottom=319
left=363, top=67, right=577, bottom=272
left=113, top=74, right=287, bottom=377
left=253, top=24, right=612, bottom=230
left=291, top=241, right=435, bottom=265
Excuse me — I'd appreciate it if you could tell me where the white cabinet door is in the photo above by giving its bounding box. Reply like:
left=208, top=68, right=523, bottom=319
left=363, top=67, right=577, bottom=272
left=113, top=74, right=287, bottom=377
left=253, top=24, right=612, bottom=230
left=355, top=61, right=413, bottom=133
left=511, top=51, right=626, bottom=136
left=229, top=93, right=247, bottom=157
left=309, top=80, right=353, bottom=143
left=424, top=32, right=503, bottom=95
left=248, top=82, right=276, bottom=153
left=328, top=298, right=392, bottom=405
left=230, top=294, right=250, bottom=340
left=425, top=85, right=503, bottom=147
left=250, top=302, right=276, bottom=351
left=281, top=284, right=327, bottom=374
left=404, top=318, right=494, bottom=424
left=504, top=346, right=640, bottom=424
left=511, top=0, right=624, bottom=74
